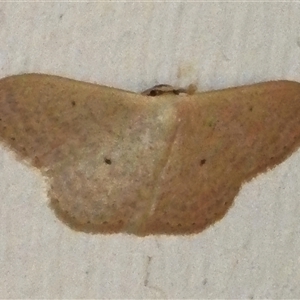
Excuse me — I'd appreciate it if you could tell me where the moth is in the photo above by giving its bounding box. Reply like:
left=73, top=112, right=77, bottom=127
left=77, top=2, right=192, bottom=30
left=0, top=74, right=300, bottom=236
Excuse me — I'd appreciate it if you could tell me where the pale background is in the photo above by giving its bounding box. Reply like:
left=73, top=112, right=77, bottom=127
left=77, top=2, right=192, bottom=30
left=0, top=2, right=300, bottom=299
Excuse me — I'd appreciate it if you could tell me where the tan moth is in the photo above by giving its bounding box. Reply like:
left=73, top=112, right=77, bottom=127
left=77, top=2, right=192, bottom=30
left=0, top=74, right=300, bottom=236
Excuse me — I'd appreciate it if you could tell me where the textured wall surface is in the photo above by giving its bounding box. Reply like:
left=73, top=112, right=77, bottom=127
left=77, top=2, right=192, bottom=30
left=0, top=2, right=300, bottom=298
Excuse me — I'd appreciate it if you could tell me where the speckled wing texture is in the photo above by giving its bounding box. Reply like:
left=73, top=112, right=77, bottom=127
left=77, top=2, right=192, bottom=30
left=0, top=74, right=300, bottom=236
